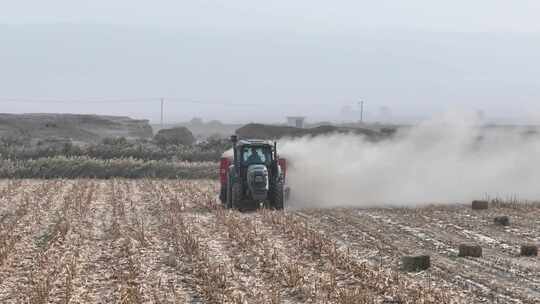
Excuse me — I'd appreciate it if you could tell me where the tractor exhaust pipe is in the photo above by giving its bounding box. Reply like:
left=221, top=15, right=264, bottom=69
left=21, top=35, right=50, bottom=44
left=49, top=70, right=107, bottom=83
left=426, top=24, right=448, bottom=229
left=230, top=135, right=239, bottom=170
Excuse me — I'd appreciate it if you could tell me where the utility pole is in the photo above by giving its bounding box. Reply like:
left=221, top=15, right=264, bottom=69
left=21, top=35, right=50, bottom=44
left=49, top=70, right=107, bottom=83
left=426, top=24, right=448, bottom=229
left=160, top=98, right=164, bottom=129
left=358, top=100, right=364, bottom=123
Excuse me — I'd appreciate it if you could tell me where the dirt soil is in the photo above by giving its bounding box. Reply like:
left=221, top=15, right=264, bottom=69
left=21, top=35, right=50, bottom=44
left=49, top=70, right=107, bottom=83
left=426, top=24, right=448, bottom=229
left=0, top=179, right=538, bottom=303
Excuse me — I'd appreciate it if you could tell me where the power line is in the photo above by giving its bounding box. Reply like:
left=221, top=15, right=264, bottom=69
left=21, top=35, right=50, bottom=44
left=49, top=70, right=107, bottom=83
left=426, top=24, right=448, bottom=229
left=0, top=97, right=260, bottom=106
left=0, top=97, right=354, bottom=108
left=0, top=97, right=159, bottom=103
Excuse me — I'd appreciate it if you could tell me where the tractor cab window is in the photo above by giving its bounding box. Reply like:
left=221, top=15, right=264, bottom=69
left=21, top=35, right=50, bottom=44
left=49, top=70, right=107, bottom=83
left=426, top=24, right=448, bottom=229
left=242, top=146, right=271, bottom=165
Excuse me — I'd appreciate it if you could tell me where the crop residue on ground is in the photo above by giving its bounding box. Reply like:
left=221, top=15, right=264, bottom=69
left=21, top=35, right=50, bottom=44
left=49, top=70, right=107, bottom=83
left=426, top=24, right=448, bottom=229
left=0, top=179, right=537, bottom=303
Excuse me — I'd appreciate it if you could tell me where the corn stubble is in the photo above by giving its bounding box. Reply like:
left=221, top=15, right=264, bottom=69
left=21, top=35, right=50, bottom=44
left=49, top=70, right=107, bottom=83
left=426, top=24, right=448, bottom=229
left=0, top=179, right=470, bottom=304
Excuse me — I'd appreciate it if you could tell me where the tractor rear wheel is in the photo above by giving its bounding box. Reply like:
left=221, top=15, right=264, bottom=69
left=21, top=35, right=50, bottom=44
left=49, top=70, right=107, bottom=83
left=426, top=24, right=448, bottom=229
left=219, top=185, right=227, bottom=206
left=231, top=182, right=243, bottom=210
left=269, top=180, right=284, bottom=210
left=225, top=180, right=233, bottom=209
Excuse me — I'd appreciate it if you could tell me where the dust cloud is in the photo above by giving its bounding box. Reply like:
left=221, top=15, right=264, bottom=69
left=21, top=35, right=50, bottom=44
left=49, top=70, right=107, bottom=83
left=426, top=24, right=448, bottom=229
left=280, top=113, right=540, bottom=208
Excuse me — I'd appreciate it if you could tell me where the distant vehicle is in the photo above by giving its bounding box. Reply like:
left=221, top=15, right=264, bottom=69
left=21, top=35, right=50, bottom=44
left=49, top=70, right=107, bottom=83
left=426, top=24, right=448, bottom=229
left=219, top=135, right=289, bottom=210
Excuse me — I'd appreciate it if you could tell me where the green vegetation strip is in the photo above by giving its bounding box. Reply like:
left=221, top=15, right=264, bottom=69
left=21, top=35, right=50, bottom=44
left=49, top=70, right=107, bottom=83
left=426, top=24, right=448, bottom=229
left=0, top=136, right=231, bottom=162
left=0, top=157, right=218, bottom=179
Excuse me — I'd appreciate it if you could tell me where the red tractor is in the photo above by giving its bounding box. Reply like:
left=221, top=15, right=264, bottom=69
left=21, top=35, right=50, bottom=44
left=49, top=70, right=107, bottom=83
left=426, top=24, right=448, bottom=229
left=219, top=135, right=289, bottom=210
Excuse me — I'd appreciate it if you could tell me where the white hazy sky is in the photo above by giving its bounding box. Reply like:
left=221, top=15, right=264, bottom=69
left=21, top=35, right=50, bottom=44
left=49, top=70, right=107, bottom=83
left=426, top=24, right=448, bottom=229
left=1, top=1, right=540, bottom=123
left=4, top=0, right=540, bottom=33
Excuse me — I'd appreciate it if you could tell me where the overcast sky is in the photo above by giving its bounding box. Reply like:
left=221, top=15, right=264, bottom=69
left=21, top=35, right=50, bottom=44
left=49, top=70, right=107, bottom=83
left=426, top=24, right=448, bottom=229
left=1, top=1, right=540, bottom=123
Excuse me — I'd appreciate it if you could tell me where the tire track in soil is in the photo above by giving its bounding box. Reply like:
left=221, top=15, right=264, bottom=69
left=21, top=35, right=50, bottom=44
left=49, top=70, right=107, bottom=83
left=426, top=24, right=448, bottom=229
left=44, top=180, right=98, bottom=304
left=369, top=207, right=540, bottom=297
left=233, top=210, right=337, bottom=303
left=247, top=211, right=384, bottom=303
left=363, top=209, right=540, bottom=302
left=104, top=179, right=168, bottom=304
left=411, top=204, right=540, bottom=248
left=129, top=179, right=199, bottom=303
left=0, top=180, right=24, bottom=215
left=0, top=180, right=73, bottom=303
left=348, top=209, right=538, bottom=303
left=159, top=180, right=283, bottom=303
left=266, top=210, right=469, bottom=304
left=431, top=205, right=540, bottom=279
left=212, top=208, right=386, bottom=303
left=186, top=181, right=399, bottom=303
left=0, top=180, right=39, bottom=268
left=192, top=212, right=275, bottom=303
left=145, top=179, right=211, bottom=303
left=483, top=202, right=540, bottom=232
left=159, top=179, right=351, bottom=303
left=298, top=208, right=538, bottom=303
left=378, top=207, right=540, bottom=275
left=294, top=209, right=504, bottom=303
left=69, top=180, right=131, bottom=303
left=3, top=180, right=536, bottom=303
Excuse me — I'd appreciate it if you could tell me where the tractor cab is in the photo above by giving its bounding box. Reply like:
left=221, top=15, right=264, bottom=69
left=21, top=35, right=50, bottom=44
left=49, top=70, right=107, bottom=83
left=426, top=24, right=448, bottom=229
left=237, top=140, right=274, bottom=166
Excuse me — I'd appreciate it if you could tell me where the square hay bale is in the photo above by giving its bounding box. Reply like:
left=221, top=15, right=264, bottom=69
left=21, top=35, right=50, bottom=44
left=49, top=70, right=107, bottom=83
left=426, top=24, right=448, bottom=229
left=494, top=216, right=510, bottom=226
left=161, top=250, right=178, bottom=267
left=471, top=200, right=489, bottom=210
left=458, top=244, right=482, bottom=257
left=401, top=255, right=430, bottom=272
left=520, top=244, right=538, bottom=257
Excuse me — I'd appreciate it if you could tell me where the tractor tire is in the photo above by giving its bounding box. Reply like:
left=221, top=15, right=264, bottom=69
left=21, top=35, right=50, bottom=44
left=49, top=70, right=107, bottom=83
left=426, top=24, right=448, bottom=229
left=269, top=180, right=284, bottom=210
left=225, top=180, right=233, bottom=209
left=231, top=182, right=243, bottom=210
left=284, top=186, right=291, bottom=202
left=219, top=185, right=227, bottom=206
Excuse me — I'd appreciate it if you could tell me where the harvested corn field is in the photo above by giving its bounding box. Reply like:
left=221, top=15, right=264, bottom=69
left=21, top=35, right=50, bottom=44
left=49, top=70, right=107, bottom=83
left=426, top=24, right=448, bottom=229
left=0, top=179, right=538, bottom=303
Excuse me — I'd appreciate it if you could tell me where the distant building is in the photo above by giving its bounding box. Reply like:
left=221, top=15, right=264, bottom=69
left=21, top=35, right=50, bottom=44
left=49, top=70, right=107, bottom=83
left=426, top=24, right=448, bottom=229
left=286, top=116, right=306, bottom=128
